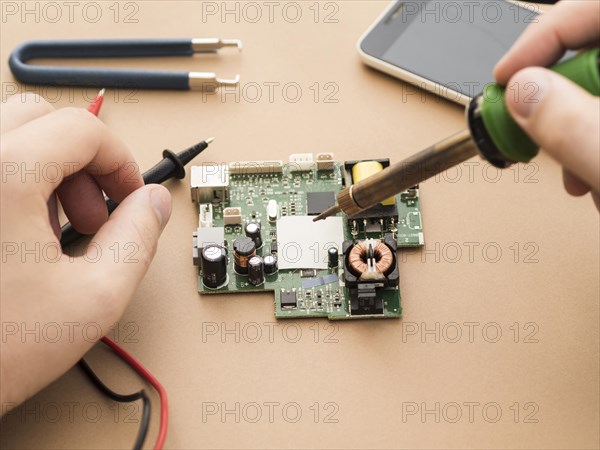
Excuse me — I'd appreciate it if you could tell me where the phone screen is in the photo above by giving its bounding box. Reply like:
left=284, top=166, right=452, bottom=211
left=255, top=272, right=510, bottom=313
left=365, top=0, right=538, bottom=97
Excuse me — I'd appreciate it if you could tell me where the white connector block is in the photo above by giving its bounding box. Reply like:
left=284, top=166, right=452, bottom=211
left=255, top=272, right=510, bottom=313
left=199, top=204, right=213, bottom=228
left=288, top=153, right=314, bottom=172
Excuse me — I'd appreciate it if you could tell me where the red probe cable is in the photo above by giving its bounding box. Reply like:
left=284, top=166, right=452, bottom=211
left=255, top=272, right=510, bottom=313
left=101, top=337, right=169, bottom=450
left=87, top=88, right=105, bottom=116
left=87, top=89, right=169, bottom=450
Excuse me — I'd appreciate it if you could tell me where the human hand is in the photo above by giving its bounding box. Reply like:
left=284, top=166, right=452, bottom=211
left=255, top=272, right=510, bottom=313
left=0, top=94, right=172, bottom=407
left=494, top=0, right=600, bottom=210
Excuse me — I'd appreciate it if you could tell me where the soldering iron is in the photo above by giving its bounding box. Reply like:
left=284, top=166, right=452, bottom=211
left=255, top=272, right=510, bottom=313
left=314, top=49, right=600, bottom=221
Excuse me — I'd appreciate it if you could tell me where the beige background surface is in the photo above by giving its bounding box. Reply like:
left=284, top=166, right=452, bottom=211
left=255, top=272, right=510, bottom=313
left=1, top=1, right=599, bottom=449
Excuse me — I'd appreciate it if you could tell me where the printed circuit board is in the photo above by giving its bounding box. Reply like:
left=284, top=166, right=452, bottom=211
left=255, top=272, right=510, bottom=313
left=191, top=153, right=424, bottom=320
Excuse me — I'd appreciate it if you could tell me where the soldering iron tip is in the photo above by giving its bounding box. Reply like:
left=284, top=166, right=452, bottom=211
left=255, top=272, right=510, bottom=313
left=312, top=205, right=341, bottom=222
left=206, top=137, right=215, bottom=144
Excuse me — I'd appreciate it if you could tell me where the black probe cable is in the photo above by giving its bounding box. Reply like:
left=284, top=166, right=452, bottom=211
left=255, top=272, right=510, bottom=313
left=78, top=358, right=151, bottom=450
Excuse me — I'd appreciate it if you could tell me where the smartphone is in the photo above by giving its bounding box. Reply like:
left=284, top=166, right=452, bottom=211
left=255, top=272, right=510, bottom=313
left=358, top=0, right=539, bottom=105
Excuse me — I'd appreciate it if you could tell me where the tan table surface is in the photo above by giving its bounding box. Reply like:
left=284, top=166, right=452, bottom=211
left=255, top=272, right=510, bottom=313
left=1, top=1, right=598, bottom=449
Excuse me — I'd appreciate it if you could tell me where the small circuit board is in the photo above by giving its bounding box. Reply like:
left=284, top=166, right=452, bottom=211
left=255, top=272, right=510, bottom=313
left=191, top=153, right=424, bottom=320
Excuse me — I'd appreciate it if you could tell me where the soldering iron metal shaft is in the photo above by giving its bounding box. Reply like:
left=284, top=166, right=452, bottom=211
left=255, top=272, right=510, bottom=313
left=314, top=129, right=477, bottom=221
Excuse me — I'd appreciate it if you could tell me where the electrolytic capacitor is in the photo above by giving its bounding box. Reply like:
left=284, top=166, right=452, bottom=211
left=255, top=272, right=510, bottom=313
left=263, top=254, right=278, bottom=275
left=201, top=245, right=228, bottom=289
left=248, top=256, right=265, bottom=286
left=328, top=247, right=339, bottom=268
left=244, top=222, right=262, bottom=248
left=233, top=236, right=256, bottom=275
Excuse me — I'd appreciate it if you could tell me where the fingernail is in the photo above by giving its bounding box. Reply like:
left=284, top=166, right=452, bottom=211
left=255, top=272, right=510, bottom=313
left=150, top=186, right=172, bottom=228
left=508, top=68, right=551, bottom=119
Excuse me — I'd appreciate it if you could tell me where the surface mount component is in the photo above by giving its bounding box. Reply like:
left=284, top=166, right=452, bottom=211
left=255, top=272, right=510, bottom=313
left=280, top=290, right=298, bottom=309
left=307, top=191, right=337, bottom=216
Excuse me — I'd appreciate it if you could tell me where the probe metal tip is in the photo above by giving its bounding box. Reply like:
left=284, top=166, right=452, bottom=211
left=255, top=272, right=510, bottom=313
left=221, top=39, right=243, bottom=51
left=216, top=74, right=241, bottom=87
left=98, top=88, right=106, bottom=97
left=191, top=38, right=243, bottom=52
left=188, top=72, right=241, bottom=91
left=313, top=205, right=341, bottom=222
left=206, top=137, right=215, bottom=144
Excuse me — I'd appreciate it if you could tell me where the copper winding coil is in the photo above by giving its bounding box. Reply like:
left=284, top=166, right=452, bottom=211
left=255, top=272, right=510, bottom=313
left=348, top=240, right=393, bottom=275
left=234, top=250, right=256, bottom=269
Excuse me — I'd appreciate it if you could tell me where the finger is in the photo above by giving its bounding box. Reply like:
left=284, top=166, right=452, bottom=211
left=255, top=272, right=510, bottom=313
left=74, top=185, right=171, bottom=318
left=563, top=168, right=591, bottom=197
left=494, top=1, right=600, bottom=85
left=48, top=193, right=61, bottom=239
left=1, top=107, right=143, bottom=200
left=0, top=94, right=55, bottom=133
left=56, top=172, right=109, bottom=234
left=506, top=67, right=600, bottom=192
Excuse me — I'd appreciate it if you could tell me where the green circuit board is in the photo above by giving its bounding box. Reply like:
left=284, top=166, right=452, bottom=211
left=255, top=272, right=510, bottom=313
left=192, top=156, right=424, bottom=320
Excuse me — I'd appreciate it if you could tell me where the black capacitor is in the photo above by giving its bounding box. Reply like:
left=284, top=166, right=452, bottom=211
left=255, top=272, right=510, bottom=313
left=233, top=236, right=256, bottom=275
left=263, top=254, right=278, bottom=275
left=244, top=222, right=262, bottom=248
left=328, top=247, right=339, bottom=268
left=201, top=245, right=228, bottom=289
left=248, top=256, right=265, bottom=286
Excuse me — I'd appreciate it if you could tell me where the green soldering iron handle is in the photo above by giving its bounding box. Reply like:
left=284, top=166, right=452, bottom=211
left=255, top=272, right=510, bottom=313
left=468, top=48, right=600, bottom=168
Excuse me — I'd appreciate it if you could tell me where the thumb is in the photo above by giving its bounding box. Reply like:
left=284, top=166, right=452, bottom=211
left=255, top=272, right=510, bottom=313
left=76, top=184, right=172, bottom=318
left=505, top=67, right=600, bottom=193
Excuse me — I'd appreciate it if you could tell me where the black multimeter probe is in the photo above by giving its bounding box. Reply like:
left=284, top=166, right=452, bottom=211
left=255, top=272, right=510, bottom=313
left=59, top=138, right=214, bottom=248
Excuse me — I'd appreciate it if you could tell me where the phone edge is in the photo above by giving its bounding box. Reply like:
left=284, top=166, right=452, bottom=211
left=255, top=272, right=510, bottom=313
left=356, top=0, right=471, bottom=107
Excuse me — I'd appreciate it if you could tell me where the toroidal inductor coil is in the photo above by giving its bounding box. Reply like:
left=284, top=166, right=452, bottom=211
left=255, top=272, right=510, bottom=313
left=348, top=240, right=394, bottom=275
